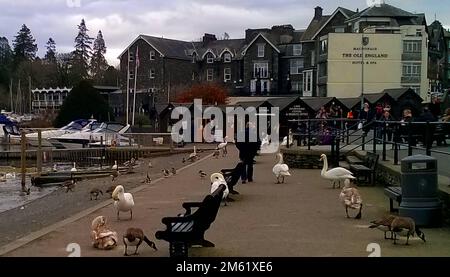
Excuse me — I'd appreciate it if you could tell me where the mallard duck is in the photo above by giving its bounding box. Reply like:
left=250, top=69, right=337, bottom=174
left=199, top=170, right=207, bottom=178
left=112, top=185, right=134, bottom=220
left=90, top=188, right=103, bottom=200
left=273, top=153, right=291, bottom=184
left=320, top=154, right=355, bottom=188
left=339, top=179, right=362, bottom=219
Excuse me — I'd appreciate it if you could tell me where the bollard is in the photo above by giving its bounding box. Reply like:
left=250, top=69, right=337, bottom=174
left=20, top=133, right=27, bottom=193
left=37, top=130, right=42, bottom=176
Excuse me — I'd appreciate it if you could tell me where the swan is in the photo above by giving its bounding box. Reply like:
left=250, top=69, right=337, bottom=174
left=52, top=164, right=58, bottom=172
left=273, top=153, right=291, bottom=184
left=217, top=137, right=228, bottom=156
left=319, top=154, right=355, bottom=188
left=112, top=161, right=118, bottom=171
left=280, top=130, right=293, bottom=147
left=188, top=146, right=198, bottom=161
left=210, top=173, right=229, bottom=206
left=111, top=185, right=135, bottom=220
left=339, top=179, right=363, bottom=219
left=261, top=133, right=270, bottom=148
left=5, top=172, right=16, bottom=179
left=71, top=162, right=77, bottom=172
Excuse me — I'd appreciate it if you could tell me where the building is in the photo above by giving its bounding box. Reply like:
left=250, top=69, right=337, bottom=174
left=0, top=37, right=11, bottom=62
left=32, top=87, right=72, bottom=113
left=428, top=21, right=450, bottom=94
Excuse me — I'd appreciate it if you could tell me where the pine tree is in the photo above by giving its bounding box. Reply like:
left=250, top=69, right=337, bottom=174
left=45, top=38, right=57, bottom=63
left=71, top=19, right=93, bottom=82
left=12, top=24, right=38, bottom=65
left=91, top=30, right=108, bottom=83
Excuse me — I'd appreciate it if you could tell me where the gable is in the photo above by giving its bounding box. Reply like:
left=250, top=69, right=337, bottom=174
left=312, top=8, right=351, bottom=40
left=242, top=33, right=280, bottom=56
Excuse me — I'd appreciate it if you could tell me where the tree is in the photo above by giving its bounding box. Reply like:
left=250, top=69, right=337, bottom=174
left=176, top=83, right=229, bottom=105
left=44, top=38, right=57, bottom=63
left=54, top=80, right=113, bottom=127
left=102, top=65, right=119, bottom=86
left=91, top=30, right=108, bottom=83
left=12, top=24, right=37, bottom=66
left=71, top=19, right=93, bottom=83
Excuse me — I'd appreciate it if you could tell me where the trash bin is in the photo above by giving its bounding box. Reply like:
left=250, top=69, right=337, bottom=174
left=399, top=155, right=442, bottom=227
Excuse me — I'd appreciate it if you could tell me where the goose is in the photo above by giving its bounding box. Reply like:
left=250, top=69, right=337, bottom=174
left=369, top=215, right=397, bottom=239
left=90, top=188, right=103, bottom=200
left=273, top=153, right=291, bottom=184
left=91, top=216, right=118, bottom=250
left=5, top=172, right=16, bottom=179
left=123, top=227, right=158, bottom=256
left=210, top=173, right=230, bottom=206
left=171, top=167, right=177, bottom=175
left=162, top=169, right=170, bottom=177
left=112, top=161, right=118, bottom=171
left=339, top=179, right=363, bottom=219
left=71, top=162, right=77, bottom=172
left=319, top=154, right=355, bottom=189
left=390, top=216, right=426, bottom=245
left=217, top=137, right=228, bottom=156
left=112, top=185, right=135, bottom=220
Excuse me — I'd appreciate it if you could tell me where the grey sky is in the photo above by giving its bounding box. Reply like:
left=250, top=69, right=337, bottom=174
left=0, top=0, right=449, bottom=66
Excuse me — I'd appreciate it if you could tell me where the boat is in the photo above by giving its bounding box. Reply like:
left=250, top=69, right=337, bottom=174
left=26, top=119, right=99, bottom=140
left=0, top=114, right=21, bottom=142
left=50, top=122, right=131, bottom=149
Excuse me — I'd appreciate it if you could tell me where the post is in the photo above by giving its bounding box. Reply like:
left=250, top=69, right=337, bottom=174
left=335, top=136, right=340, bottom=168
left=362, top=132, right=366, bottom=151
left=307, top=119, right=311, bottom=150
left=330, top=134, right=335, bottom=167
left=372, top=125, right=377, bottom=154
left=394, top=140, right=399, bottom=165
left=20, top=133, right=26, bottom=193
left=100, top=136, right=103, bottom=169
left=382, top=122, right=387, bottom=161
left=37, top=130, right=42, bottom=176
left=408, top=122, right=413, bottom=156
left=425, top=122, right=431, bottom=156
left=126, top=50, right=130, bottom=125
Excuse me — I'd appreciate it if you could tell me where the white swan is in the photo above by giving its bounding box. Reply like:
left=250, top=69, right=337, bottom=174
left=5, top=172, right=16, bottom=179
left=339, top=179, right=363, bottom=219
left=112, top=185, right=135, bottom=220
left=280, top=130, right=293, bottom=147
left=319, top=154, right=355, bottom=189
left=112, top=161, right=118, bottom=171
left=217, top=137, right=228, bottom=156
left=71, top=162, right=77, bottom=172
left=210, top=173, right=229, bottom=206
left=273, top=153, right=291, bottom=184
left=188, top=146, right=198, bottom=161
left=261, top=133, right=270, bottom=148
left=52, top=164, right=58, bottom=172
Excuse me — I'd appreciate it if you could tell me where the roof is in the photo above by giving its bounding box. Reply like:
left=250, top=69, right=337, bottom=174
left=444, top=29, right=450, bottom=38
left=362, top=93, right=386, bottom=104
left=242, top=33, right=281, bottom=55
left=194, top=39, right=246, bottom=60
left=301, top=15, right=331, bottom=41
left=339, top=97, right=364, bottom=110
left=235, top=100, right=272, bottom=109
left=382, top=88, right=423, bottom=102
left=267, top=97, right=299, bottom=111
left=300, top=97, right=335, bottom=111
left=311, top=7, right=355, bottom=40
left=346, top=4, right=416, bottom=22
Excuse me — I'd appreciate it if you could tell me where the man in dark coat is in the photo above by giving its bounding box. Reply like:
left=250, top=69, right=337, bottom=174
left=235, top=122, right=260, bottom=183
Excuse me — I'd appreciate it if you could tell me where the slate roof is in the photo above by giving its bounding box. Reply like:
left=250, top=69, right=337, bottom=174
left=301, top=15, right=331, bottom=41
left=301, top=97, right=335, bottom=111
left=139, top=35, right=194, bottom=60
left=193, top=39, right=246, bottom=59
left=346, top=4, right=416, bottom=22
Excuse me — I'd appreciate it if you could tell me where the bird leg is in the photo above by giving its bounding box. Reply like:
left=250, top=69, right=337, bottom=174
left=393, top=234, right=397, bottom=245
left=332, top=180, right=335, bottom=189
left=130, top=210, right=133, bottom=220
left=345, top=206, right=350, bottom=218
left=282, top=176, right=285, bottom=183
left=117, top=210, right=120, bottom=221
left=405, top=234, right=410, bottom=246
left=355, top=204, right=363, bottom=219
left=134, top=241, right=142, bottom=255
left=123, top=244, right=129, bottom=256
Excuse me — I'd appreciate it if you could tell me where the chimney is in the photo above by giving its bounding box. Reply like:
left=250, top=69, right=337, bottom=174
left=314, top=6, right=323, bottom=20
left=202, top=33, right=217, bottom=46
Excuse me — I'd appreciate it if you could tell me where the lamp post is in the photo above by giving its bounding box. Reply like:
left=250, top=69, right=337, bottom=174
left=360, top=33, right=365, bottom=110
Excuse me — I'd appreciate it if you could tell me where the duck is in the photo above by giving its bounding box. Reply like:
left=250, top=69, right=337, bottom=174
left=62, top=179, right=76, bottom=193
left=273, top=153, right=291, bottom=184
left=71, top=162, right=77, bottom=172
left=112, top=161, right=118, bottom=171
left=369, top=214, right=397, bottom=240
left=111, top=170, right=119, bottom=182
left=217, top=137, right=228, bottom=156
left=123, top=227, right=158, bottom=256
left=199, top=170, right=207, bottom=178
left=106, top=185, right=116, bottom=197
left=91, top=216, right=118, bottom=250
left=210, top=173, right=230, bottom=206
left=390, top=216, right=426, bottom=245
left=319, top=154, right=355, bottom=189
left=339, top=179, right=363, bottom=219
left=111, top=185, right=135, bottom=220
left=171, top=167, right=177, bottom=175
left=188, top=146, right=198, bottom=161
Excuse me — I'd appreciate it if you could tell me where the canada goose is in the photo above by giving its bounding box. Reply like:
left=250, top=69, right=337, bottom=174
left=319, top=154, right=355, bottom=189
left=111, top=170, right=119, bottom=182
left=91, top=216, right=118, bottom=250
left=210, top=173, right=230, bottom=206
left=106, top=185, right=116, bottom=197
left=369, top=215, right=397, bottom=239
left=199, top=170, right=207, bottom=178
left=90, top=188, right=103, bottom=200
left=123, top=227, right=158, bottom=256
left=112, top=185, right=134, bottom=220
left=62, top=179, right=76, bottom=193
left=339, top=179, right=363, bottom=219
left=273, top=153, right=291, bottom=184
left=390, top=216, right=426, bottom=245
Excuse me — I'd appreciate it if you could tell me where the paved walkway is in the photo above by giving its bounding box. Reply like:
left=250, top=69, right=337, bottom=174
left=2, top=147, right=450, bottom=257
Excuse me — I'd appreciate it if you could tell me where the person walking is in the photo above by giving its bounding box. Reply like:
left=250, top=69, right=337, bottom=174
left=359, top=102, right=375, bottom=134
left=235, top=122, right=260, bottom=183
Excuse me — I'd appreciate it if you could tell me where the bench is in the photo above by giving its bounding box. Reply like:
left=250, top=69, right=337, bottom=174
left=349, top=152, right=379, bottom=185
left=221, top=162, right=245, bottom=195
left=384, top=186, right=402, bottom=212
left=346, top=155, right=363, bottom=165
left=155, top=184, right=226, bottom=257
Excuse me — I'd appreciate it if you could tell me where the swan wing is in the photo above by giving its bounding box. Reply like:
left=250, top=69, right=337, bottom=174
left=326, top=167, right=354, bottom=177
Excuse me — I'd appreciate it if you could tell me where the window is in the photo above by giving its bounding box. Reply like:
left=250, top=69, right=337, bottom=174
left=257, top=44, right=265, bottom=58
left=223, top=52, right=232, bottom=63
left=129, top=52, right=134, bottom=62
left=149, top=69, right=155, bottom=79
left=403, top=41, right=421, bottom=53
left=129, top=70, right=134, bottom=79
left=290, top=59, right=304, bottom=75
left=311, top=50, right=315, bottom=65
left=207, top=69, right=214, bottom=81
left=253, top=62, right=268, bottom=78
left=224, top=68, right=231, bottom=81
left=192, top=53, right=197, bottom=63
left=402, top=63, right=421, bottom=77
left=291, top=81, right=302, bottom=92
left=293, top=44, right=302, bottom=56
left=149, top=50, right=155, bottom=60
left=320, top=39, right=328, bottom=54
left=207, top=53, right=214, bottom=64
left=303, top=70, right=313, bottom=96
left=334, top=26, right=345, bottom=33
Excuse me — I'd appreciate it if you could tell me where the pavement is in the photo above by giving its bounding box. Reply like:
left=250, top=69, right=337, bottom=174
left=2, top=146, right=450, bottom=257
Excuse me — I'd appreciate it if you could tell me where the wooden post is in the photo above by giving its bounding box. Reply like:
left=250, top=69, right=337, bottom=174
left=20, top=133, right=26, bottom=192
left=37, top=130, right=42, bottom=176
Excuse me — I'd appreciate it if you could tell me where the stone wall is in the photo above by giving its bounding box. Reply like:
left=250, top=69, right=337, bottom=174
left=281, top=148, right=331, bottom=169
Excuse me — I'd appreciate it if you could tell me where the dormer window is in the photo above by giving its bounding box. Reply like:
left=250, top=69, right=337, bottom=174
left=149, top=50, right=155, bottom=60
left=257, top=44, right=265, bottom=58
left=207, top=53, right=214, bottom=63
left=224, top=52, right=232, bottom=63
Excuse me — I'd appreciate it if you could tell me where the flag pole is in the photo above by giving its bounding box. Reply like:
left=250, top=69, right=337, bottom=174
left=126, top=49, right=130, bottom=125
left=132, top=46, right=139, bottom=126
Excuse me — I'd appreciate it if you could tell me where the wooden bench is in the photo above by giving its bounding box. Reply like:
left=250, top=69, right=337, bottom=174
left=349, top=152, right=379, bottom=185
left=384, top=186, right=402, bottom=212
left=155, top=184, right=226, bottom=257
left=221, top=162, right=244, bottom=195
left=346, top=155, right=363, bottom=165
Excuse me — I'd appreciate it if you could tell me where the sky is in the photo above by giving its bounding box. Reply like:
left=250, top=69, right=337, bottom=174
left=0, top=0, right=449, bottom=66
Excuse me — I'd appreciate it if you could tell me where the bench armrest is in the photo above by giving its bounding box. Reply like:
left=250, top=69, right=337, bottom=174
left=182, top=202, right=202, bottom=214
left=161, top=215, right=194, bottom=226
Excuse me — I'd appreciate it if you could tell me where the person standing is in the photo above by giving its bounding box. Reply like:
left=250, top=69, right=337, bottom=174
left=359, top=102, right=375, bottom=134
left=235, top=122, right=259, bottom=183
